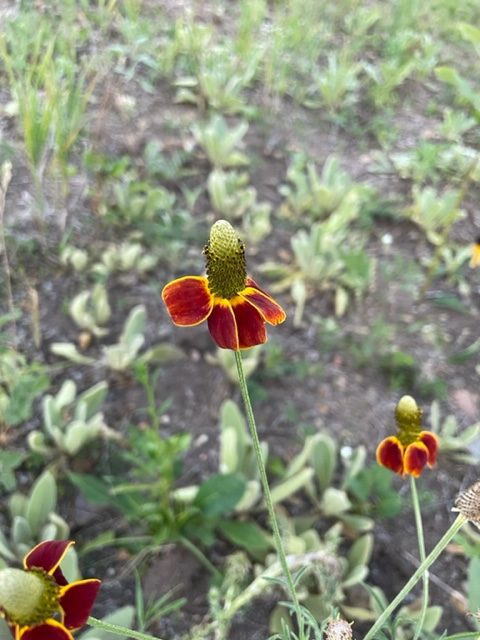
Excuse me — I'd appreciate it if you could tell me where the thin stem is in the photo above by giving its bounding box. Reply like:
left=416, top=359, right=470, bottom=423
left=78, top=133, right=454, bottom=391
left=410, top=476, right=428, bottom=640
left=0, top=162, right=15, bottom=340
left=234, top=351, right=304, bottom=637
left=364, top=514, right=467, bottom=640
left=179, top=535, right=223, bottom=582
left=88, top=616, right=162, bottom=640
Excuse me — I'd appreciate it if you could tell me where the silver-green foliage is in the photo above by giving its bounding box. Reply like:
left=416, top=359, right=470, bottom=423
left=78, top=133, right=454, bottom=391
left=102, top=305, right=146, bottom=371
left=279, top=154, right=354, bottom=219
left=407, top=186, right=465, bottom=245
left=69, top=283, right=111, bottom=337
left=28, top=380, right=110, bottom=457
left=207, top=169, right=271, bottom=243
left=192, top=115, right=249, bottom=168
left=0, top=471, right=76, bottom=575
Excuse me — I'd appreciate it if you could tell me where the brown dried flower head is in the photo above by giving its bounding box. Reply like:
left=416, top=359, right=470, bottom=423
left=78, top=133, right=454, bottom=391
left=453, top=481, right=480, bottom=527
left=325, top=618, right=354, bottom=640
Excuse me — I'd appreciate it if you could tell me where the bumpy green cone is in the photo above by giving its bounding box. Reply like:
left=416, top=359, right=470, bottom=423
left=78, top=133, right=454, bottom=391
left=395, top=395, right=423, bottom=444
left=0, top=568, right=59, bottom=627
left=204, top=220, right=247, bottom=299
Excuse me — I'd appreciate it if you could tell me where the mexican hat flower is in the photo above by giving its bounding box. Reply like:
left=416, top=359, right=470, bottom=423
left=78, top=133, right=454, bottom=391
left=0, top=540, right=100, bottom=640
left=470, top=237, right=480, bottom=268
left=162, top=220, right=286, bottom=350
left=376, top=395, right=439, bottom=477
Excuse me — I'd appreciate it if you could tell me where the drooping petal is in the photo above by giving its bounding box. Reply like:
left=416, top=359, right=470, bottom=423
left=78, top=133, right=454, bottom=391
left=207, top=300, right=239, bottom=350
left=162, top=276, right=213, bottom=326
left=231, top=297, right=267, bottom=349
left=19, top=620, right=74, bottom=640
left=60, top=579, right=101, bottom=630
left=23, top=541, right=73, bottom=575
left=239, top=284, right=286, bottom=326
left=376, top=436, right=404, bottom=475
left=419, top=431, right=439, bottom=467
left=404, top=441, right=429, bottom=477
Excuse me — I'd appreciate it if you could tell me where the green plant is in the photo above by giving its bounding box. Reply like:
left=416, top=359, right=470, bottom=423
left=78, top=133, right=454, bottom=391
left=303, top=54, right=360, bottom=111
left=263, top=196, right=372, bottom=324
left=174, top=45, right=259, bottom=114
left=389, top=141, right=446, bottom=184
left=440, top=108, right=476, bottom=143
left=429, top=400, right=480, bottom=464
left=102, top=305, right=147, bottom=371
left=101, top=180, right=177, bottom=227
left=28, top=380, right=114, bottom=457
left=0, top=451, right=26, bottom=493
left=218, top=399, right=314, bottom=515
left=205, top=347, right=262, bottom=383
left=60, top=245, right=89, bottom=272
left=69, top=283, right=111, bottom=338
left=207, top=169, right=271, bottom=242
left=200, top=520, right=375, bottom=638
left=192, top=115, right=249, bottom=168
left=90, top=242, right=158, bottom=278
left=406, top=186, right=465, bottom=245
left=363, top=58, right=415, bottom=109
left=79, top=606, right=136, bottom=640
left=436, top=24, right=480, bottom=121
left=279, top=153, right=355, bottom=220
left=0, top=471, right=77, bottom=575
left=0, top=348, right=49, bottom=429
left=0, top=9, right=98, bottom=208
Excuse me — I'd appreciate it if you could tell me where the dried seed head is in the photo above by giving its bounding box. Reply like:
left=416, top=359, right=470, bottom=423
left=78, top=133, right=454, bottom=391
left=453, top=481, right=480, bottom=527
left=325, top=618, right=354, bottom=640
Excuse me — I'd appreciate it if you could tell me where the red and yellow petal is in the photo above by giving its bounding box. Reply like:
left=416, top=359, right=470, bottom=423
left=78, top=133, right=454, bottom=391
left=207, top=300, right=239, bottom=350
left=18, top=619, right=74, bottom=640
left=60, top=579, right=101, bottom=630
left=239, top=285, right=286, bottom=326
left=419, top=431, right=439, bottom=467
left=23, top=541, right=73, bottom=576
left=376, top=436, right=404, bottom=475
left=470, top=241, right=480, bottom=268
left=231, top=297, right=267, bottom=349
left=404, top=441, right=429, bottom=477
left=162, top=276, right=213, bottom=326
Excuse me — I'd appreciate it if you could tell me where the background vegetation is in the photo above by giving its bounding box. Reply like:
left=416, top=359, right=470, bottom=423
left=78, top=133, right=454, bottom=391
left=1, top=0, right=480, bottom=638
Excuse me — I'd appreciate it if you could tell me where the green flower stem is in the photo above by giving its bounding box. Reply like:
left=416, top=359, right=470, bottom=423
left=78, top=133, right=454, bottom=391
left=179, top=535, right=223, bottom=582
left=234, top=351, right=304, bottom=634
left=364, top=514, right=467, bottom=640
left=88, top=616, right=162, bottom=640
left=410, top=476, right=428, bottom=640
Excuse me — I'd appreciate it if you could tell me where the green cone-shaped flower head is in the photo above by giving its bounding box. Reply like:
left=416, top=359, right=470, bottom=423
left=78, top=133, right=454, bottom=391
left=204, top=220, right=247, bottom=299
left=0, top=567, right=60, bottom=627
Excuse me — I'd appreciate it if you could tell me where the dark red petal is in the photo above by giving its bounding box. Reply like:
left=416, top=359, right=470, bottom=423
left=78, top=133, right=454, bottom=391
left=239, top=286, right=286, bottom=326
left=23, top=541, right=73, bottom=575
left=207, top=301, right=239, bottom=350
left=404, top=442, right=429, bottom=477
left=231, top=297, right=267, bottom=349
left=419, top=431, right=439, bottom=466
left=376, top=437, right=404, bottom=475
left=60, top=579, right=101, bottom=630
left=162, top=276, right=213, bottom=326
left=19, top=620, right=73, bottom=640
